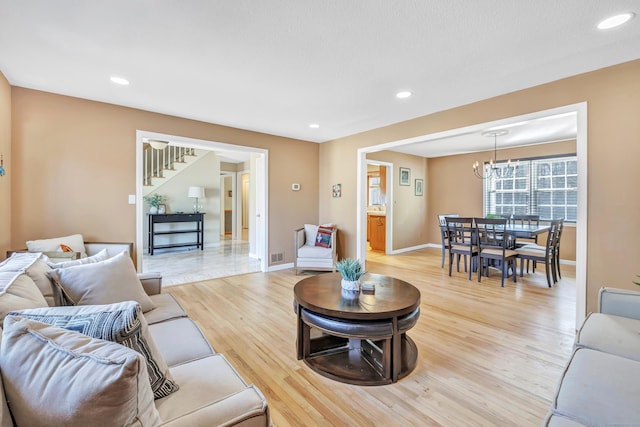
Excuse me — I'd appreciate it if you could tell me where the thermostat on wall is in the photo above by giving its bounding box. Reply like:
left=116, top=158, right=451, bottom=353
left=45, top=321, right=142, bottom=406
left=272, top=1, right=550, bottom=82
left=292, top=183, right=301, bottom=191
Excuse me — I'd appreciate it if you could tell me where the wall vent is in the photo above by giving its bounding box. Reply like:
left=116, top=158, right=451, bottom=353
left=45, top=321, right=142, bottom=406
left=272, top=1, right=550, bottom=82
left=270, top=252, right=284, bottom=263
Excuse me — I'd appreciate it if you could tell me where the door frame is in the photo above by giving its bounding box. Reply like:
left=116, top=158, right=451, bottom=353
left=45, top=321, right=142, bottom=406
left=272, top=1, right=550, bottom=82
left=357, top=102, right=587, bottom=327
left=135, top=130, right=268, bottom=273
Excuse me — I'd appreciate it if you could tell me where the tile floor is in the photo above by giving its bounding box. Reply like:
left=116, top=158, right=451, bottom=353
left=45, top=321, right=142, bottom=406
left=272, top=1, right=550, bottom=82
left=141, top=238, right=261, bottom=286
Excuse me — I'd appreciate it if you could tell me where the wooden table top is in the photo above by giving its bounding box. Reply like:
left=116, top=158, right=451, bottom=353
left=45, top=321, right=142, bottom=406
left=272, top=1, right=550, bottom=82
left=294, top=273, right=420, bottom=320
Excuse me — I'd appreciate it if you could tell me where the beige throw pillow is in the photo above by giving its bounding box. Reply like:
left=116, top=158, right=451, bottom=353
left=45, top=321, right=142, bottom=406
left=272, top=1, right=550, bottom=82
left=0, top=252, right=54, bottom=305
left=10, top=301, right=179, bottom=399
left=25, top=233, right=87, bottom=258
left=48, top=251, right=155, bottom=312
left=46, top=248, right=110, bottom=269
left=0, top=272, right=48, bottom=323
left=0, top=317, right=161, bottom=427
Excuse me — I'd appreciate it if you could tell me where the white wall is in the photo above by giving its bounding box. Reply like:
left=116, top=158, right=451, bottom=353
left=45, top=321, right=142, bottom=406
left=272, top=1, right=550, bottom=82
left=143, top=151, right=221, bottom=250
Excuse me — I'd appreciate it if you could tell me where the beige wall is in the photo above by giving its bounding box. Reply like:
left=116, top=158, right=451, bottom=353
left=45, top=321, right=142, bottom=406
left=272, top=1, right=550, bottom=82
left=0, top=73, right=10, bottom=257
left=320, top=59, right=640, bottom=313
left=10, top=87, right=320, bottom=265
left=428, top=140, right=577, bottom=261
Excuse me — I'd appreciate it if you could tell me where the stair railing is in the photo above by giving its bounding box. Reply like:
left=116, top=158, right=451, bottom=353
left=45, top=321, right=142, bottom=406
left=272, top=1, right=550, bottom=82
left=144, top=144, right=196, bottom=187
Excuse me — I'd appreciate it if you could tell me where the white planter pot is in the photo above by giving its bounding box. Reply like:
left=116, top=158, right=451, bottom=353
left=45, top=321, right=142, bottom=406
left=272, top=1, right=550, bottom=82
left=149, top=206, right=158, bottom=214
left=341, top=279, right=360, bottom=291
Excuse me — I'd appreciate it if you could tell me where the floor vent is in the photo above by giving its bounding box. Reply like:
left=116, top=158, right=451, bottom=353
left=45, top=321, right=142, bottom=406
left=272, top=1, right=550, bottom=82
left=271, top=252, right=284, bottom=263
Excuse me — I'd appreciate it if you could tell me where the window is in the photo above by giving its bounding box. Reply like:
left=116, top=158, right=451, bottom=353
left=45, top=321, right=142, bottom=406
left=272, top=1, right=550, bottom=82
left=483, top=155, right=577, bottom=222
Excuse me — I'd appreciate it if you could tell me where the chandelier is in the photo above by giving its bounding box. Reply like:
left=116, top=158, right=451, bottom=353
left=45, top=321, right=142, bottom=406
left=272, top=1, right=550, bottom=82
left=473, top=130, right=517, bottom=179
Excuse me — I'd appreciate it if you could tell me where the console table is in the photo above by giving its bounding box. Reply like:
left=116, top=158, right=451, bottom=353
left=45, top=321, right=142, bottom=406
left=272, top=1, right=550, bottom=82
left=148, top=213, right=204, bottom=255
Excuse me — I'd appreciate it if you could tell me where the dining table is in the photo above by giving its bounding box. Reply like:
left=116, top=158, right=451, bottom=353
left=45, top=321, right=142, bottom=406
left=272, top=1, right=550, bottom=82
left=504, top=223, right=550, bottom=240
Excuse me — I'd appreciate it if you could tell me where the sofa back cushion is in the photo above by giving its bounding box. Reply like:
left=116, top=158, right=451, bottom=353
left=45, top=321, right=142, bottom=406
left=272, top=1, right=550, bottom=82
left=48, top=251, right=155, bottom=312
left=9, top=301, right=178, bottom=399
left=25, top=233, right=87, bottom=258
left=0, top=271, right=48, bottom=323
left=0, top=327, right=14, bottom=427
left=0, top=252, right=55, bottom=306
left=0, top=317, right=161, bottom=427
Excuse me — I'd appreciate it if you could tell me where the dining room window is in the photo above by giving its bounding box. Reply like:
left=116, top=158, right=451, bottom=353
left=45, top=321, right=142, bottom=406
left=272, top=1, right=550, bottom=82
left=483, top=155, right=577, bottom=222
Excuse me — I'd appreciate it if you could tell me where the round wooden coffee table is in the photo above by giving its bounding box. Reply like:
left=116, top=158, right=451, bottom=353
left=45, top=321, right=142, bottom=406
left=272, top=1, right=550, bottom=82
left=294, top=272, right=420, bottom=385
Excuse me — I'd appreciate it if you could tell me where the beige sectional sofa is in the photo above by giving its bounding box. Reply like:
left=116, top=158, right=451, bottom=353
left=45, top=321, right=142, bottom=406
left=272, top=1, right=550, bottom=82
left=0, top=246, right=269, bottom=426
left=544, top=287, right=640, bottom=426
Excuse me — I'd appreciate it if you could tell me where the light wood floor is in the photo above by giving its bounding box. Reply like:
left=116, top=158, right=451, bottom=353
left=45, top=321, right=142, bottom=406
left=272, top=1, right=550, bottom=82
left=167, top=248, right=576, bottom=426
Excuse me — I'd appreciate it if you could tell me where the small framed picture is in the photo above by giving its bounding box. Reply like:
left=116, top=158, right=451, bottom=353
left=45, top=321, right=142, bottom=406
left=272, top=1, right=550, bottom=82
left=157, top=204, right=166, bottom=214
left=415, top=179, right=423, bottom=196
left=332, top=183, right=342, bottom=198
left=399, top=167, right=410, bottom=186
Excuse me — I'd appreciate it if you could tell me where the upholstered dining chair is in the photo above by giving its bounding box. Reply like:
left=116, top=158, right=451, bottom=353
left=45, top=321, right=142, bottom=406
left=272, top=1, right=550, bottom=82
left=475, top=217, right=518, bottom=287
left=437, top=214, right=458, bottom=268
left=445, top=217, right=477, bottom=280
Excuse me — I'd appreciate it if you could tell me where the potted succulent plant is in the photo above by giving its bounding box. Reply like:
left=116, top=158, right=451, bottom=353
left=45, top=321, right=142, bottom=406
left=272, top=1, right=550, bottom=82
left=336, top=258, right=365, bottom=291
left=143, top=193, right=165, bottom=214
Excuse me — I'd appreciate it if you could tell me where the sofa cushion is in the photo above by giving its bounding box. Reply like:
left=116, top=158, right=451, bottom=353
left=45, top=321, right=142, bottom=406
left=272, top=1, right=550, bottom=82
left=148, top=317, right=215, bottom=367
left=0, top=252, right=55, bottom=306
left=303, top=224, right=319, bottom=247
left=9, top=301, right=179, bottom=399
left=297, top=245, right=333, bottom=259
left=0, top=271, right=48, bottom=322
left=26, top=233, right=87, bottom=258
left=543, top=412, right=588, bottom=427
left=0, top=327, right=13, bottom=427
left=48, top=251, right=155, bottom=312
left=46, top=247, right=110, bottom=268
left=0, top=317, right=161, bottom=427
left=575, top=312, right=640, bottom=362
left=550, top=348, right=640, bottom=426
left=155, top=354, right=268, bottom=426
left=145, top=293, right=188, bottom=325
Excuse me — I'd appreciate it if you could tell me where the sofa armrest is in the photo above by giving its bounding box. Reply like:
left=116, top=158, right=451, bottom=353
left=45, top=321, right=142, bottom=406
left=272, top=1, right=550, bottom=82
left=598, top=287, right=640, bottom=320
left=157, top=386, right=269, bottom=427
left=138, top=272, right=163, bottom=296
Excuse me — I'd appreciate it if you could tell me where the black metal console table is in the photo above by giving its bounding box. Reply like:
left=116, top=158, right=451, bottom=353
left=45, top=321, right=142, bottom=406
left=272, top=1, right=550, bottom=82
left=148, top=213, right=204, bottom=255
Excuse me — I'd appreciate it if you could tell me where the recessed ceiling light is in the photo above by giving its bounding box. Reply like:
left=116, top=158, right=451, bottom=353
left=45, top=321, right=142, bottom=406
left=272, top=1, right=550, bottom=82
left=597, top=12, right=635, bottom=30
left=396, top=91, right=412, bottom=99
left=309, top=124, right=320, bottom=129
left=110, top=76, right=130, bottom=85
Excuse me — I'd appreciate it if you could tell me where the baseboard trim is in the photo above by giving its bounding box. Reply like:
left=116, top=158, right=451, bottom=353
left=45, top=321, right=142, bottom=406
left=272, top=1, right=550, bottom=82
left=268, top=262, right=294, bottom=272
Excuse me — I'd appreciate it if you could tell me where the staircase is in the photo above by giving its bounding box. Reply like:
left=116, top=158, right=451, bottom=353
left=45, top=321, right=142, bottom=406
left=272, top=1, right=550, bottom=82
left=143, top=144, right=203, bottom=195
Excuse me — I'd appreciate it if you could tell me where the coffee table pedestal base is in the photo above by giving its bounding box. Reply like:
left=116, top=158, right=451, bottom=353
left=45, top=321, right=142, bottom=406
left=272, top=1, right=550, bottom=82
left=303, top=334, right=417, bottom=386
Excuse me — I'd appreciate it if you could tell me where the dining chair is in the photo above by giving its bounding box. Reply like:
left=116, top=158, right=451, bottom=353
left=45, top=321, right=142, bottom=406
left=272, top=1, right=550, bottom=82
left=554, top=218, right=565, bottom=280
left=438, top=214, right=458, bottom=268
left=515, top=219, right=561, bottom=287
left=474, top=217, right=518, bottom=287
left=445, top=217, right=477, bottom=280
left=510, top=214, right=540, bottom=247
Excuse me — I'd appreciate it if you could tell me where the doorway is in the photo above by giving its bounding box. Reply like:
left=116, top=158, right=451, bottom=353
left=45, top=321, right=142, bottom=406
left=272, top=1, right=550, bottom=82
left=357, top=102, right=587, bottom=327
left=135, top=131, right=268, bottom=283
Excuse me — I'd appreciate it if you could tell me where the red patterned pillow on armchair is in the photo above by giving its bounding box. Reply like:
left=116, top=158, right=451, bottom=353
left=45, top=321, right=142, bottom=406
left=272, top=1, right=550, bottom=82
left=315, top=226, right=334, bottom=248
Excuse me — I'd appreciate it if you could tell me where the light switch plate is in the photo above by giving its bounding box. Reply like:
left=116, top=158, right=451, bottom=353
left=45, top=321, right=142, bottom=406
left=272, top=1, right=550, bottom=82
left=128, top=194, right=136, bottom=204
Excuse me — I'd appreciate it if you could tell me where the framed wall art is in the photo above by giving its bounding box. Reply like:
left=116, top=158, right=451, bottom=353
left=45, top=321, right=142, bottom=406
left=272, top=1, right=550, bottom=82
left=399, top=167, right=410, bottom=186
left=332, top=183, right=342, bottom=198
left=415, top=179, right=423, bottom=196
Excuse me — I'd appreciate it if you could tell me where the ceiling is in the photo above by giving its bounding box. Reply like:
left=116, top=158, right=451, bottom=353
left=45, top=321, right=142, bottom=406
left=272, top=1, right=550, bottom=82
left=0, top=1, right=639, bottom=150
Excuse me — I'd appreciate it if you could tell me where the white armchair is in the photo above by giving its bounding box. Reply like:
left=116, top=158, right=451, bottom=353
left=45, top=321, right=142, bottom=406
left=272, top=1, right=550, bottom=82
left=294, top=225, right=338, bottom=275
